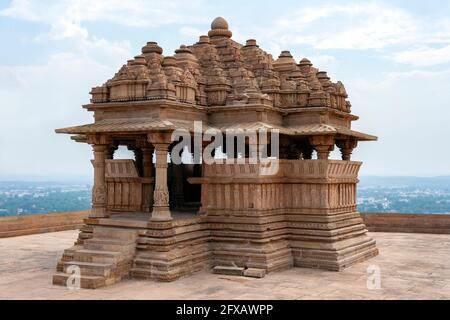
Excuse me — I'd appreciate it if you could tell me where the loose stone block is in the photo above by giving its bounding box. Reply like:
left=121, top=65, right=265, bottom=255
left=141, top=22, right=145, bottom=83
left=243, top=268, right=266, bottom=278
left=212, top=266, right=245, bottom=276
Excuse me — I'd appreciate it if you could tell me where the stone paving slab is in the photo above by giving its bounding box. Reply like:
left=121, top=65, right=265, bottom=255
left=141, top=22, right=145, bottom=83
left=0, top=230, right=449, bottom=300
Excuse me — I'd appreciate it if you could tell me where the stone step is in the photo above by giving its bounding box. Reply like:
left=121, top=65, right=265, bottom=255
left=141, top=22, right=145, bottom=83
left=73, top=250, right=125, bottom=264
left=52, top=272, right=106, bottom=289
left=84, top=238, right=136, bottom=252
left=62, top=261, right=112, bottom=277
left=93, top=227, right=139, bottom=241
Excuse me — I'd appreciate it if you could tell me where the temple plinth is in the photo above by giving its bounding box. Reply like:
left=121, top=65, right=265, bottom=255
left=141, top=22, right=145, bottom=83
left=53, top=17, right=378, bottom=289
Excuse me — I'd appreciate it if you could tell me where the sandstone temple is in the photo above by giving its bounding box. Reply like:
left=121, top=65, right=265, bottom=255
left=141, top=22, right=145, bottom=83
left=54, top=17, right=378, bottom=289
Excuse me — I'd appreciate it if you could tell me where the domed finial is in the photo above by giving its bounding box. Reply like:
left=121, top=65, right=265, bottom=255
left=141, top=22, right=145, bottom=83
left=208, top=17, right=232, bottom=39
left=211, top=17, right=229, bottom=30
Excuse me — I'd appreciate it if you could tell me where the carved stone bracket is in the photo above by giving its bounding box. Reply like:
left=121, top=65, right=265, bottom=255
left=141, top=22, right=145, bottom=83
left=336, top=139, right=358, bottom=161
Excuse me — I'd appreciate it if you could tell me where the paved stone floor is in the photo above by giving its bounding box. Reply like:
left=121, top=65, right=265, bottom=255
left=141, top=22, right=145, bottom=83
left=0, top=230, right=449, bottom=300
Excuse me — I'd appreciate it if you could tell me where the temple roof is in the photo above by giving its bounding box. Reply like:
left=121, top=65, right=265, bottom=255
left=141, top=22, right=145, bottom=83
left=86, top=17, right=353, bottom=112
left=56, top=17, right=377, bottom=143
left=56, top=118, right=376, bottom=141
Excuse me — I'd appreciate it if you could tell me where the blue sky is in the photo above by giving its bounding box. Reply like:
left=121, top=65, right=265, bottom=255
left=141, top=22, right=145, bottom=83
left=0, top=0, right=450, bottom=177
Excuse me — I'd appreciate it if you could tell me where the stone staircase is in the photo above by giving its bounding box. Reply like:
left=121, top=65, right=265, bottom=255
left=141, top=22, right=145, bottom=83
left=53, top=227, right=138, bottom=289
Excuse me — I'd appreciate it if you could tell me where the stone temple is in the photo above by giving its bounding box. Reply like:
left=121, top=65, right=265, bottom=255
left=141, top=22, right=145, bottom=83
left=54, top=17, right=378, bottom=288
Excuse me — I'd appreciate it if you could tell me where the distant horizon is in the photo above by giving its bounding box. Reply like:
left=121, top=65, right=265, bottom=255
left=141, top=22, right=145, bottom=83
left=1, top=174, right=450, bottom=183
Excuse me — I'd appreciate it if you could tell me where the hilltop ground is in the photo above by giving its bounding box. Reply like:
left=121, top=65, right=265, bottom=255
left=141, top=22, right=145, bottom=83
left=0, top=230, right=449, bottom=299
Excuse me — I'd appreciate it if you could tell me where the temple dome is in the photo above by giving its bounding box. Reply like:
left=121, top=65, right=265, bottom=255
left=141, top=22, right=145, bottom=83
left=208, top=17, right=232, bottom=39
left=211, top=17, right=229, bottom=30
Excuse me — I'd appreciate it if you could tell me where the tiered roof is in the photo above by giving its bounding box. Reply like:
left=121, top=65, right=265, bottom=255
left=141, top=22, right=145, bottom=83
left=56, top=17, right=376, bottom=141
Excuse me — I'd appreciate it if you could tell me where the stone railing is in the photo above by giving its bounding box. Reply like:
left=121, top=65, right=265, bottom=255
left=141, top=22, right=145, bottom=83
left=361, top=213, right=450, bottom=234
left=105, top=159, right=153, bottom=212
left=0, top=210, right=90, bottom=238
left=201, top=160, right=361, bottom=212
left=282, top=160, right=361, bottom=180
left=203, top=160, right=361, bottom=180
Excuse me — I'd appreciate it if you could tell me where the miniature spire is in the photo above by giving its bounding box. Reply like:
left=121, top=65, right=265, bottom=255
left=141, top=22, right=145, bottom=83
left=142, top=41, right=163, bottom=55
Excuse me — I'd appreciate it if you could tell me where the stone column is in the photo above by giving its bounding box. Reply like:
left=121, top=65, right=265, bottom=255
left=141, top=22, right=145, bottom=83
left=336, top=139, right=357, bottom=161
left=310, top=136, right=335, bottom=160
left=90, top=144, right=108, bottom=218
left=142, top=147, right=154, bottom=212
left=148, top=133, right=172, bottom=221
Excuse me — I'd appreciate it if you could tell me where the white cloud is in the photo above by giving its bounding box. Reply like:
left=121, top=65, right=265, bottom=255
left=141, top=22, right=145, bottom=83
left=273, top=3, right=417, bottom=49
left=347, top=69, right=450, bottom=176
left=0, top=52, right=119, bottom=175
left=1, top=0, right=208, bottom=41
left=0, top=0, right=138, bottom=175
left=179, top=26, right=203, bottom=38
left=391, top=45, right=450, bottom=66
left=307, top=54, right=337, bottom=70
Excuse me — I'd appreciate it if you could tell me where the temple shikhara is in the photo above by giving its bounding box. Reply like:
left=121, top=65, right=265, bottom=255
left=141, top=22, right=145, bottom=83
left=54, top=17, right=378, bottom=289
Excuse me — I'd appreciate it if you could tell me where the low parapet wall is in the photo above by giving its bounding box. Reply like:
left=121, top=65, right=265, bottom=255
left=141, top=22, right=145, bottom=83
left=361, top=213, right=450, bottom=234
left=0, top=211, right=449, bottom=238
left=0, top=210, right=90, bottom=238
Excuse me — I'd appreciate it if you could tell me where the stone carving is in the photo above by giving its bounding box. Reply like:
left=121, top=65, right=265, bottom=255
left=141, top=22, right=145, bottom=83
left=92, top=185, right=106, bottom=204
left=153, top=189, right=169, bottom=207
left=86, top=18, right=355, bottom=112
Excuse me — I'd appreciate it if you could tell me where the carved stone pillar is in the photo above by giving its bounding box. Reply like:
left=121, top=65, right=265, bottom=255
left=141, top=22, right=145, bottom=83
left=336, top=139, right=358, bottom=161
left=142, top=147, right=154, bottom=212
left=148, top=133, right=172, bottom=221
left=90, top=144, right=108, bottom=218
left=310, top=135, right=335, bottom=160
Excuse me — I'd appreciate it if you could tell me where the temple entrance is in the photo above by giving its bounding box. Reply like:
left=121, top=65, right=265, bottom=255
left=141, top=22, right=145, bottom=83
left=168, top=163, right=202, bottom=213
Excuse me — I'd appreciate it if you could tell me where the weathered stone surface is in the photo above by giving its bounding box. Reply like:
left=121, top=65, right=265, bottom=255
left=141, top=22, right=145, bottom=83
left=212, top=266, right=245, bottom=276
left=243, top=268, right=266, bottom=278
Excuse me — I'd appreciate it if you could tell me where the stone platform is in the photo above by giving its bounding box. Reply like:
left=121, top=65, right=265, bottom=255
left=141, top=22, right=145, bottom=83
left=2, top=230, right=449, bottom=299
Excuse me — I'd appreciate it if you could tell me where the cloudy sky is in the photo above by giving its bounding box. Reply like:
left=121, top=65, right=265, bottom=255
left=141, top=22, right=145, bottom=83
left=0, top=0, right=449, bottom=178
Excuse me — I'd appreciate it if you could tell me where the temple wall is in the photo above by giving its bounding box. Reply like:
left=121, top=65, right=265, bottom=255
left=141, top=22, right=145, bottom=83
left=202, top=160, right=376, bottom=272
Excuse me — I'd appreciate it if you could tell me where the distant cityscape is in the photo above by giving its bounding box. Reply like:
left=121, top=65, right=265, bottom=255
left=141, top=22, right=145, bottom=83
left=358, top=176, right=450, bottom=214
left=0, top=176, right=449, bottom=216
left=0, top=181, right=91, bottom=216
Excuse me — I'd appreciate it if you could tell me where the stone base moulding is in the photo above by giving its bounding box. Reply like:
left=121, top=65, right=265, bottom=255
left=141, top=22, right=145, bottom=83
left=53, top=160, right=378, bottom=289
